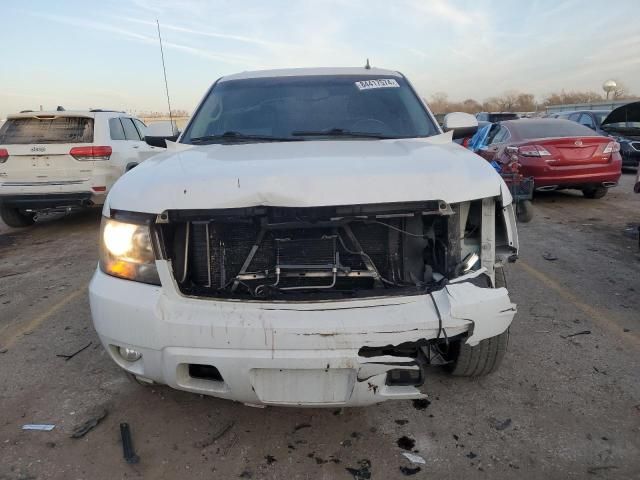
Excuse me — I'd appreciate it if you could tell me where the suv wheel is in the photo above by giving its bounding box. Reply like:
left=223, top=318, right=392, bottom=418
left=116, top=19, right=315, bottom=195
left=582, top=186, right=607, bottom=199
left=446, top=269, right=509, bottom=377
left=0, top=205, right=36, bottom=228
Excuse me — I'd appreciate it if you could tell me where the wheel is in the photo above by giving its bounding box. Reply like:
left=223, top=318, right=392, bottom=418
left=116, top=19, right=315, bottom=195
left=582, top=187, right=607, bottom=199
left=516, top=200, right=533, bottom=223
left=0, top=205, right=35, bottom=227
left=446, top=269, right=509, bottom=377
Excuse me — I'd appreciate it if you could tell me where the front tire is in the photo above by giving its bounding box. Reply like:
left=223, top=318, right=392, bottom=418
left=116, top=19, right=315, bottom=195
left=446, top=269, right=509, bottom=377
left=582, top=186, right=607, bottom=199
left=0, top=205, right=36, bottom=228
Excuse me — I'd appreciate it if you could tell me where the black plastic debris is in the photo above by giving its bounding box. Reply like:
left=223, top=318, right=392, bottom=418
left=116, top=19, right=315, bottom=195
left=120, top=423, right=139, bottom=464
left=397, top=436, right=416, bottom=451
left=466, top=451, right=478, bottom=459
left=346, top=459, right=371, bottom=480
left=264, top=455, right=277, bottom=465
left=194, top=421, right=234, bottom=448
left=57, top=342, right=92, bottom=361
left=412, top=399, right=431, bottom=410
left=400, top=466, right=421, bottom=476
left=70, top=408, right=108, bottom=439
left=395, top=419, right=409, bottom=426
left=294, top=423, right=311, bottom=432
left=561, top=330, right=591, bottom=339
left=542, top=252, right=558, bottom=261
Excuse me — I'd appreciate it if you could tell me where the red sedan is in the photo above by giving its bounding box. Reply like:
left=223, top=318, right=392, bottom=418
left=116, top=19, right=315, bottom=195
left=477, top=119, right=622, bottom=199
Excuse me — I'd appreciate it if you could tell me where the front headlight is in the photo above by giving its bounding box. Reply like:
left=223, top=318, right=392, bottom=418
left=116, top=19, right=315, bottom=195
left=99, top=217, right=160, bottom=285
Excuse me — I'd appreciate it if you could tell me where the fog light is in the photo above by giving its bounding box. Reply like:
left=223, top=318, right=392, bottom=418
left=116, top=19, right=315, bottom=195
left=119, top=347, right=142, bottom=362
left=385, top=368, right=423, bottom=387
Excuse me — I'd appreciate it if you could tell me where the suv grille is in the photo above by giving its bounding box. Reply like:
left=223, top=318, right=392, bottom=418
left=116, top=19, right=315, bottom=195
left=158, top=202, right=460, bottom=300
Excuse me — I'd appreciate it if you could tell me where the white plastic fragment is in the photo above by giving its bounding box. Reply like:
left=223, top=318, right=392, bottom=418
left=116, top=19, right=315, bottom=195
left=22, top=424, right=55, bottom=431
left=402, top=452, right=426, bottom=464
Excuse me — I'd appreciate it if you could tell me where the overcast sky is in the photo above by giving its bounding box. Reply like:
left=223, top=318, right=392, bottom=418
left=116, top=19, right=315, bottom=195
left=1, top=0, right=639, bottom=117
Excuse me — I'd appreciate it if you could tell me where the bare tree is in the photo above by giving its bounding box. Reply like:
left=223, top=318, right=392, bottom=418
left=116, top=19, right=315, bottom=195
left=429, top=92, right=450, bottom=114
left=611, top=81, right=630, bottom=99
left=543, top=90, right=603, bottom=106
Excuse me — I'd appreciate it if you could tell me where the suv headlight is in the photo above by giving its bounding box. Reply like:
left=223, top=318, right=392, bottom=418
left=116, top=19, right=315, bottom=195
left=99, top=217, right=160, bottom=285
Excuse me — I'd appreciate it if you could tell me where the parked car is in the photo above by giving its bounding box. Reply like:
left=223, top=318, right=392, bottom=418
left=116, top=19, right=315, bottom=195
left=476, top=119, right=621, bottom=198
left=468, top=122, right=534, bottom=222
left=89, top=67, right=520, bottom=408
left=0, top=110, right=162, bottom=227
left=599, top=102, right=640, bottom=168
left=555, top=110, right=610, bottom=130
left=476, top=112, right=519, bottom=122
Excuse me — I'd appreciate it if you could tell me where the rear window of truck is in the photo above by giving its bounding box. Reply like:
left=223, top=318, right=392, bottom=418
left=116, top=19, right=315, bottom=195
left=0, top=117, right=94, bottom=144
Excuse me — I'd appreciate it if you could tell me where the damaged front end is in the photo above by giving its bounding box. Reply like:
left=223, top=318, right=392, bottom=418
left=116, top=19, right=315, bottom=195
left=153, top=197, right=516, bottom=300
left=104, top=196, right=517, bottom=403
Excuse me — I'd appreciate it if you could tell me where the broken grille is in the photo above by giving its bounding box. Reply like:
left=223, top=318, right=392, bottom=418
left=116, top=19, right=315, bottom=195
left=159, top=202, right=461, bottom=299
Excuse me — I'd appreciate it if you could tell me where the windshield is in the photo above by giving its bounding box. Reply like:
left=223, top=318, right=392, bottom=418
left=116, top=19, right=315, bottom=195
left=0, top=116, right=94, bottom=144
left=181, top=75, right=438, bottom=144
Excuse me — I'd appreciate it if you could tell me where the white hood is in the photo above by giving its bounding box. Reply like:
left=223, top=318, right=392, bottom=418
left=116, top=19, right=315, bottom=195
left=107, top=136, right=510, bottom=214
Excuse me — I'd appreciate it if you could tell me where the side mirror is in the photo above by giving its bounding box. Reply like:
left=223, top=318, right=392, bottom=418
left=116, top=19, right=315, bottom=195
left=145, top=134, right=179, bottom=148
left=443, top=112, right=478, bottom=140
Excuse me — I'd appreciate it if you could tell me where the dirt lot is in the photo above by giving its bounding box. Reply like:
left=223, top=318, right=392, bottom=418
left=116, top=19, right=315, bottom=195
left=1, top=173, right=639, bottom=480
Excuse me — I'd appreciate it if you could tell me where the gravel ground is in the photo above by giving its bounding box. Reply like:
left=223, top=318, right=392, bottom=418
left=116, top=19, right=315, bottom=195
left=0, top=172, right=639, bottom=480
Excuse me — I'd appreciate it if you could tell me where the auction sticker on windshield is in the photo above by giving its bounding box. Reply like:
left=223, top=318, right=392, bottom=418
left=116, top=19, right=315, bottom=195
left=355, top=78, right=400, bottom=90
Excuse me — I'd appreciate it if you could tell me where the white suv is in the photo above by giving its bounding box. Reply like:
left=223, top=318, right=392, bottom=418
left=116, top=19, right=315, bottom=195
left=0, top=110, right=161, bottom=227
left=90, top=68, right=519, bottom=407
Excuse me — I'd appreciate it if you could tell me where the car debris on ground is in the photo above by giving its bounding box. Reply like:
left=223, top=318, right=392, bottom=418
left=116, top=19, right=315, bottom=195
left=70, top=407, right=108, bottom=439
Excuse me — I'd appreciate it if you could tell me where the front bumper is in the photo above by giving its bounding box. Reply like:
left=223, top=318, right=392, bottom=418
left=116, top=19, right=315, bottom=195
left=89, top=263, right=516, bottom=407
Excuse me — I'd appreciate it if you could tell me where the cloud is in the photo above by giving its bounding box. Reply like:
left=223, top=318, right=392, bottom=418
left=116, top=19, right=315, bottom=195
left=118, top=16, right=287, bottom=49
left=406, top=0, right=477, bottom=26
left=32, top=12, right=256, bottom=66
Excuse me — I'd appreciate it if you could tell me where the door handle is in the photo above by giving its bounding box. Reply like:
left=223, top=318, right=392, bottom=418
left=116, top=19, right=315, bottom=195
left=132, top=145, right=139, bottom=149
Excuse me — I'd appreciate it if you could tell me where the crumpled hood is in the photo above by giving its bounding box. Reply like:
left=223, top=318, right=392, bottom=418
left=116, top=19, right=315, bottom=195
left=106, top=136, right=510, bottom=214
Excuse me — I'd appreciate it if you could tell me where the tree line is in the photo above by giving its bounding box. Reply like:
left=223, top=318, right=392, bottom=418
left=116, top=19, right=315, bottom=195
left=428, top=83, right=637, bottom=114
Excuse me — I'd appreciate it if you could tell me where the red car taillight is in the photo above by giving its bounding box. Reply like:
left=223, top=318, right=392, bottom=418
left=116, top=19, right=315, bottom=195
left=603, top=141, right=620, bottom=154
left=0, top=148, right=8, bottom=163
left=70, top=146, right=112, bottom=161
left=518, top=145, right=551, bottom=157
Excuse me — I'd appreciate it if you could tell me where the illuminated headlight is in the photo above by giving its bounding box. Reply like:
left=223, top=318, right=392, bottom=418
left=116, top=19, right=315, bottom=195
left=99, top=217, right=160, bottom=285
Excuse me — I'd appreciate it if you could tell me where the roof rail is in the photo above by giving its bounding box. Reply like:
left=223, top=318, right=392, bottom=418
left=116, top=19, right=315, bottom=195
left=89, top=109, right=126, bottom=113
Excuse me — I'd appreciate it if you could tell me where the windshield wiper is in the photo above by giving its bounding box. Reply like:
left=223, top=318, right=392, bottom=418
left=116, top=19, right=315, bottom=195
left=190, top=131, right=301, bottom=144
left=291, top=128, right=396, bottom=139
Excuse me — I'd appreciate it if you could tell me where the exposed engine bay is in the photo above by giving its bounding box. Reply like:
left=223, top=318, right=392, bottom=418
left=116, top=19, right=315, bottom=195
left=154, top=199, right=511, bottom=300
